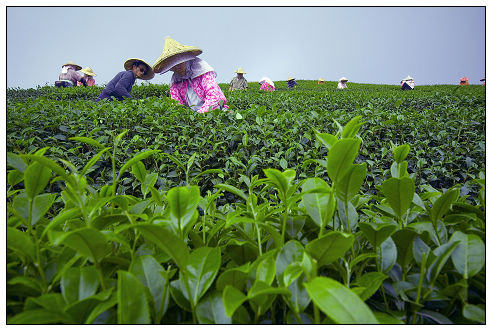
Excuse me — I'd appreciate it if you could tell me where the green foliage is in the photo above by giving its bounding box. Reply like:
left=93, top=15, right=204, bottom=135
left=6, top=82, right=485, bottom=324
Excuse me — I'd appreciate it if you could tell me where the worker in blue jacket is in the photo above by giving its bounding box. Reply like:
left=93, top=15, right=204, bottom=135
left=96, top=58, right=154, bottom=101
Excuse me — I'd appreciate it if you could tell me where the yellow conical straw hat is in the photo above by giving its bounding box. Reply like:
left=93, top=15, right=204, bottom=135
left=62, top=60, right=82, bottom=71
left=124, top=58, right=155, bottom=80
left=153, top=37, right=202, bottom=74
left=235, top=67, right=246, bottom=74
left=80, top=67, right=97, bottom=76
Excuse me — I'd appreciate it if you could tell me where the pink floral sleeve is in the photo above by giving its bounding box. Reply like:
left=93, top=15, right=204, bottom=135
left=195, top=71, right=228, bottom=113
left=260, top=82, right=275, bottom=91
left=170, top=82, right=187, bottom=105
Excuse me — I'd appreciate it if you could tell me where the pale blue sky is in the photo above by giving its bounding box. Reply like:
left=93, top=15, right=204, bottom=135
left=6, top=6, right=486, bottom=88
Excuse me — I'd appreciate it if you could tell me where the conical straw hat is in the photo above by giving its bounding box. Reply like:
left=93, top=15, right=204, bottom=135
left=62, top=60, right=82, bottom=71
left=339, top=77, right=348, bottom=82
left=288, top=77, right=295, bottom=81
left=153, top=37, right=202, bottom=74
left=124, top=58, right=155, bottom=80
left=318, top=78, right=324, bottom=82
left=402, top=75, right=414, bottom=81
left=80, top=67, right=97, bottom=76
left=235, top=67, right=246, bottom=74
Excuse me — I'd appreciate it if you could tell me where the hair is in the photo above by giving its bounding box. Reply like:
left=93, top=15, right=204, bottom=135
left=133, top=60, right=147, bottom=73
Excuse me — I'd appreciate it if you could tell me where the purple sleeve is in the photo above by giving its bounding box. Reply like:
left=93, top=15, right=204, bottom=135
left=113, top=71, right=134, bottom=99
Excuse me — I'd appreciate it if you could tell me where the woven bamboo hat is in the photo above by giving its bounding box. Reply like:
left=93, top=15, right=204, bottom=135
left=402, top=75, right=414, bottom=81
left=153, top=37, right=202, bottom=74
left=339, top=77, right=348, bottom=82
left=80, top=67, right=97, bottom=77
left=62, top=60, right=82, bottom=71
left=318, top=78, right=324, bottom=82
left=124, top=58, right=155, bottom=80
left=287, top=77, right=295, bottom=81
left=235, top=67, right=246, bottom=74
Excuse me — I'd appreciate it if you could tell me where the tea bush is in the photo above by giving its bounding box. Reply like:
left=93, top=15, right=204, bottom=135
left=6, top=81, right=485, bottom=324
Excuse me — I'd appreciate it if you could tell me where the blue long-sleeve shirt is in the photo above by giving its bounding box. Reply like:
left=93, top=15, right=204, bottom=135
left=96, top=70, right=136, bottom=101
left=287, top=80, right=298, bottom=88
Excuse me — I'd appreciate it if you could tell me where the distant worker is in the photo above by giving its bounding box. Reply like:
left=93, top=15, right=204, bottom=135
left=152, top=37, right=228, bottom=113
left=287, top=77, right=298, bottom=89
left=96, top=58, right=154, bottom=101
left=77, top=67, right=97, bottom=86
left=337, top=77, right=349, bottom=89
left=229, top=67, right=248, bottom=91
left=401, top=75, right=415, bottom=90
left=459, top=77, right=469, bottom=86
left=318, top=78, right=325, bottom=85
left=480, top=77, right=485, bottom=86
left=55, top=60, right=87, bottom=87
left=259, top=77, right=275, bottom=91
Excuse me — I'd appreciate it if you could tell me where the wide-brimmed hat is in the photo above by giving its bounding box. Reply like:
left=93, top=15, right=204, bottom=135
left=124, top=58, right=155, bottom=80
left=235, top=67, right=246, bottom=74
left=339, top=77, right=348, bottom=82
left=318, top=78, right=324, bottom=82
left=259, top=77, right=274, bottom=87
left=480, top=77, right=485, bottom=81
left=460, top=77, right=469, bottom=81
left=80, top=67, right=97, bottom=77
left=153, top=37, right=202, bottom=74
left=62, top=60, right=82, bottom=71
left=287, top=77, right=295, bottom=81
left=402, top=75, right=414, bottom=81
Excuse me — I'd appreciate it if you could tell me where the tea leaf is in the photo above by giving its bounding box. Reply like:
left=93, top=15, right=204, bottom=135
left=359, top=222, right=398, bottom=248
left=327, top=138, right=361, bottom=184
left=449, top=231, right=485, bottom=279
left=305, top=231, right=354, bottom=266
left=24, top=161, right=52, bottom=199
left=392, top=144, right=410, bottom=163
left=305, top=277, right=378, bottom=324
left=430, top=188, right=460, bottom=225
left=381, top=177, right=415, bottom=219
left=117, top=270, right=151, bottom=324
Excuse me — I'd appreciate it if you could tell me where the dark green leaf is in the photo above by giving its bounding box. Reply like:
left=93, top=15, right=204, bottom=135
left=181, top=246, right=221, bottom=305
left=381, top=177, right=415, bottom=219
left=49, top=228, right=107, bottom=263
left=449, top=231, right=485, bottom=279
left=61, top=266, right=99, bottom=304
left=126, top=224, right=189, bottom=271
left=24, top=161, right=52, bottom=199
left=430, top=188, right=460, bottom=225
left=359, top=222, right=398, bottom=248
left=305, top=231, right=354, bottom=267
left=196, top=291, right=231, bottom=324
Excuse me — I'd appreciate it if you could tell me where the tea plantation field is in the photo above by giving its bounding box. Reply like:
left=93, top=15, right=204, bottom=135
left=6, top=81, right=485, bottom=324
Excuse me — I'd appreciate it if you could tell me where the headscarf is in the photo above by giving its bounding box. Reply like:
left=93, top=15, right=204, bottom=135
left=259, top=77, right=275, bottom=88
left=61, top=65, right=72, bottom=74
left=171, top=57, right=215, bottom=84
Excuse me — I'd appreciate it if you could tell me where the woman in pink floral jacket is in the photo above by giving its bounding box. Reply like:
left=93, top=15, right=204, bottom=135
left=153, top=37, right=228, bottom=113
left=259, top=77, right=275, bottom=91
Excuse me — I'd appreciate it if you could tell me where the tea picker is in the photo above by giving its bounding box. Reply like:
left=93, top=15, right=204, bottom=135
left=55, top=60, right=87, bottom=87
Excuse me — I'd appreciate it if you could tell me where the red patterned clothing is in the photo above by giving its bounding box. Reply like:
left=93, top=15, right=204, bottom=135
left=170, top=71, right=228, bottom=113
left=260, top=81, right=275, bottom=91
left=77, top=77, right=95, bottom=86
